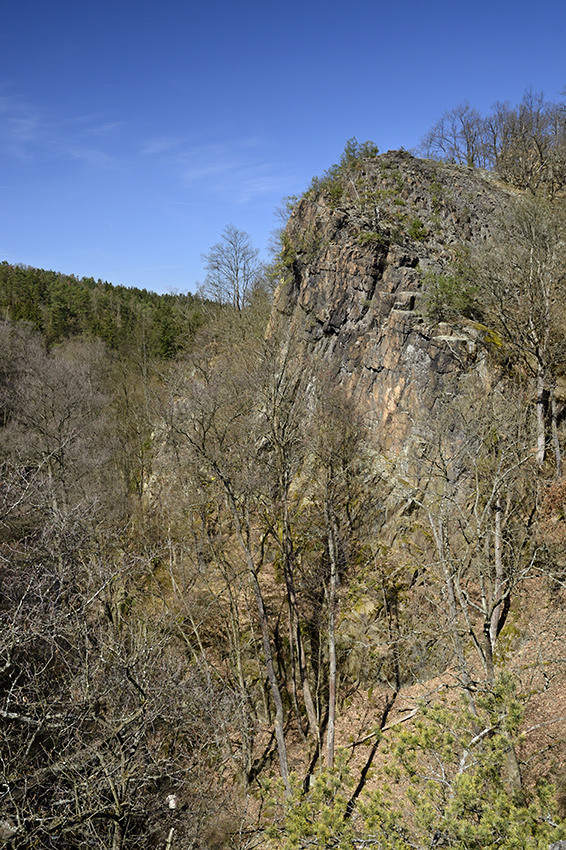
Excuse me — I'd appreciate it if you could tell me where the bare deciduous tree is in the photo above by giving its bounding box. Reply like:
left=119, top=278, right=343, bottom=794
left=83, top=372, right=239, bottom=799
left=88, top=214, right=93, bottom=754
left=474, top=195, right=566, bottom=472
left=163, top=348, right=293, bottom=795
left=420, top=89, right=566, bottom=196
left=199, top=225, right=262, bottom=312
left=417, top=383, right=536, bottom=689
left=420, top=101, right=489, bottom=168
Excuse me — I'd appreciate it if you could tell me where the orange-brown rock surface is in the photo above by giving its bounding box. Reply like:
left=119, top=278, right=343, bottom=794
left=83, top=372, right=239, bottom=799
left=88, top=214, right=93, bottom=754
left=269, top=151, right=514, bottom=482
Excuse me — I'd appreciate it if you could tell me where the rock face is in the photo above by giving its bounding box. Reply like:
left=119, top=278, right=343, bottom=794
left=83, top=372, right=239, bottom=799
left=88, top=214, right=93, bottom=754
left=269, top=151, right=515, bottom=486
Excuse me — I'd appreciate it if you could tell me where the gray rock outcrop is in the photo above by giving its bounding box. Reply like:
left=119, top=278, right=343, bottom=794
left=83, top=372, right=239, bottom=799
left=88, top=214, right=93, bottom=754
left=269, top=151, right=515, bottom=485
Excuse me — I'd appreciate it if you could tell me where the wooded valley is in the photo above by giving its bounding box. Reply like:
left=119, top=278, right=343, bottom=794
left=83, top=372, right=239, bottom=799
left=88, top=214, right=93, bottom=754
left=3, top=90, right=566, bottom=850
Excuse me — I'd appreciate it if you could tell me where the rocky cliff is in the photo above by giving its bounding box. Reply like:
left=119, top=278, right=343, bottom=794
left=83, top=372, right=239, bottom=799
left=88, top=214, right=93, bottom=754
left=269, top=150, right=516, bottom=489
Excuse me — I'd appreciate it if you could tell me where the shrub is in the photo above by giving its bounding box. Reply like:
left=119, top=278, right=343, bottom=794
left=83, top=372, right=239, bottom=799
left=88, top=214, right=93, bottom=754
left=306, top=138, right=379, bottom=201
left=266, top=678, right=566, bottom=850
left=422, top=268, right=479, bottom=322
left=408, top=217, right=428, bottom=241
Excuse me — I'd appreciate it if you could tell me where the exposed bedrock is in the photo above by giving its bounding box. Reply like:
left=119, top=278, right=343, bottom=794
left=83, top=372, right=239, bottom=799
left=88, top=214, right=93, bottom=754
left=269, top=151, right=516, bottom=491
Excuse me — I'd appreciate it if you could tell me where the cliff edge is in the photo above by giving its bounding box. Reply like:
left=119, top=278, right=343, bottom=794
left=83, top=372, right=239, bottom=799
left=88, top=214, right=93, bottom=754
left=269, top=150, right=516, bottom=485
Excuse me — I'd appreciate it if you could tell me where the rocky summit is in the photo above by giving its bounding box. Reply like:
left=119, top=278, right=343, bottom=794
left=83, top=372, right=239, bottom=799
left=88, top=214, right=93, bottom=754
left=269, top=150, right=516, bottom=483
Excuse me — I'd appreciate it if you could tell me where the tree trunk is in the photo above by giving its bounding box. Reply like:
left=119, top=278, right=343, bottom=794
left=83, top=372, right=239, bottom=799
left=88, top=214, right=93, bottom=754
left=225, top=485, right=291, bottom=795
left=550, top=386, right=562, bottom=478
left=325, top=498, right=339, bottom=771
left=489, top=497, right=504, bottom=655
left=281, top=501, right=320, bottom=746
left=536, top=363, right=546, bottom=466
left=428, top=511, right=471, bottom=687
left=247, top=559, right=291, bottom=794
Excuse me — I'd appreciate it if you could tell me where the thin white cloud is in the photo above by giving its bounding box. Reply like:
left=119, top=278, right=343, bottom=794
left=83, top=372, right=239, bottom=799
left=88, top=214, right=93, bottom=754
left=138, top=130, right=293, bottom=201
left=138, top=129, right=298, bottom=203
left=0, top=93, right=41, bottom=158
left=131, top=264, right=185, bottom=271
left=172, top=139, right=291, bottom=202
left=0, top=92, right=122, bottom=168
left=80, top=120, right=124, bottom=138
left=140, top=136, right=185, bottom=155
left=8, top=115, right=39, bottom=142
left=217, top=163, right=293, bottom=203
left=0, top=91, right=295, bottom=204
left=62, top=145, right=117, bottom=168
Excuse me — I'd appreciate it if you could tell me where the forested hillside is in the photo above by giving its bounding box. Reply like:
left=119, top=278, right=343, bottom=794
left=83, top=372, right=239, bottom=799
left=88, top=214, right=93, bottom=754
left=0, top=262, right=208, bottom=358
left=3, top=94, right=566, bottom=849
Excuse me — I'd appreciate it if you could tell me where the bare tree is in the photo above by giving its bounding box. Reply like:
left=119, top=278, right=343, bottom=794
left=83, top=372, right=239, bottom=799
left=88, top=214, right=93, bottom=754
left=417, top=383, right=537, bottom=689
left=200, top=224, right=262, bottom=312
left=419, top=101, right=488, bottom=168
left=162, top=348, right=293, bottom=795
left=0, top=539, right=234, bottom=849
left=255, top=350, right=324, bottom=750
left=303, top=369, right=367, bottom=769
left=493, top=89, right=566, bottom=196
left=0, top=321, right=240, bottom=849
left=474, top=195, right=566, bottom=472
left=420, top=89, right=566, bottom=195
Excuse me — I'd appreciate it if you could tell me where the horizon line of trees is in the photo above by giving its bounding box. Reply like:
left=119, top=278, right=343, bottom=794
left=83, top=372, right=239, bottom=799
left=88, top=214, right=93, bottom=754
left=0, top=261, right=211, bottom=359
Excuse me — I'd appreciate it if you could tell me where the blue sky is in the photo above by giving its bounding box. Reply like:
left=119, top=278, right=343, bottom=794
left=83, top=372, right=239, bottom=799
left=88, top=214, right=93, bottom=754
left=1, top=0, right=565, bottom=294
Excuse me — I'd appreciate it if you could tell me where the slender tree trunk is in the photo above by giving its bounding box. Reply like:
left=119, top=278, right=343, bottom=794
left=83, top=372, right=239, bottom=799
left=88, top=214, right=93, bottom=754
left=536, top=363, right=546, bottom=466
left=247, top=557, right=291, bottom=794
left=550, top=386, right=562, bottom=478
left=428, top=511, right=470, bottom=687
left=112, top=822, right=124, bottom=850
left=286, top=601, right=306, bottom=741
left=489, top=497, right=504, bottom=655
left=281, top=500, right=320, bottom=746
left=506, top=746, right=523, bottom=790
left=224, top=486, right=291, bottom=795
left=225, top=583, right=254, bottom=783
left=325, top=497, right=339, bottom=771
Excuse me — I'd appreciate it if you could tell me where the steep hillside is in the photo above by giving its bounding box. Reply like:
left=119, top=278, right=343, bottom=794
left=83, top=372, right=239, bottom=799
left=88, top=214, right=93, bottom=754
left=258, top=151, right=566, bottom=844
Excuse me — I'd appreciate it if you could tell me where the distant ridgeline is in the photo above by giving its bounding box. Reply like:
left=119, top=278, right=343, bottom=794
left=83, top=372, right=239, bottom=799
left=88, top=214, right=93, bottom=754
left=0, top=261, right=209, bottom=358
